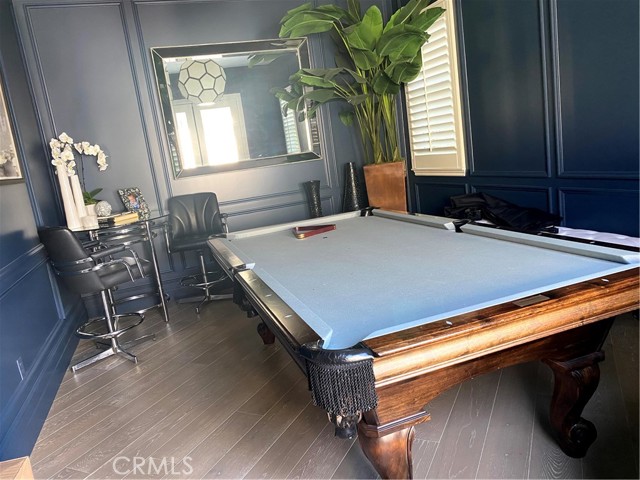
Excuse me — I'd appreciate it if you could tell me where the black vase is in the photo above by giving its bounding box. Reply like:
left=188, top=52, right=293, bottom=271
left=342, top=162, right=367, bottom=212
left=303, top=180, right=323, bottom=218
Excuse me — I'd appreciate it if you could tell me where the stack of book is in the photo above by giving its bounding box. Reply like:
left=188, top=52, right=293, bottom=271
left=97, top=211, right=140, bottom=227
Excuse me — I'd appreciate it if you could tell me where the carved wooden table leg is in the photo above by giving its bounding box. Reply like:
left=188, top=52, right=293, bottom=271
left=257, top=321, right=275, bottom=344
left=544, top=351, right=605, bottom=457
left=357, top=424, right=415, bottom=479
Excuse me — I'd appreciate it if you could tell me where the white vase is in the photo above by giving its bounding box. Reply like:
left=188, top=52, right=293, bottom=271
left=82, top=204, right=99, bottom=229
left=70, top=174, right=88, bottom=219
left=56, top=164, right=83, bottom=230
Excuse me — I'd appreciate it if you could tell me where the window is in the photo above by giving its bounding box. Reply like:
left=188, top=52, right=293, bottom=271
left=175, top=109, right=199, bottom=169
left=173, top=93, right=249, bottom=169
left=405, top=0, right=466, bottom=176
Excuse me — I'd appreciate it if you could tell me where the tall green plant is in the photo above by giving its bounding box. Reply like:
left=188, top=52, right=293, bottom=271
left=273, top=0, right=443, bottom=164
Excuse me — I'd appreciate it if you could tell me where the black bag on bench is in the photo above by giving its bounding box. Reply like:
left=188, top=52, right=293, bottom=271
left=444, top=192, right=562, bottom=232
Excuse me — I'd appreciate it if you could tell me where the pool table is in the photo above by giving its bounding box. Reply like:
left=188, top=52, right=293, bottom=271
left=209, top=209, right=639, bottom=479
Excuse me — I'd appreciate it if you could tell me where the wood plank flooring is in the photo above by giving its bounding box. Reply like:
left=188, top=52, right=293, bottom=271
left=31, top=301, right=638, bottom=479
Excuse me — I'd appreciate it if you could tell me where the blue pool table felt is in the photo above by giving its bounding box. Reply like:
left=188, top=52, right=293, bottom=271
left=221, top=212, right=639, bottom=349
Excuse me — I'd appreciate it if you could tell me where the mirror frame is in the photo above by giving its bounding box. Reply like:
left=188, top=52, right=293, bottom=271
left=151, top=38, right=321, bottom=178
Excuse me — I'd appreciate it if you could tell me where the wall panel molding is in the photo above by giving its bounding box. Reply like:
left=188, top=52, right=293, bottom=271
left=470, top=184, right=554, bottom=212
left=558, top=187, right=639, bottom=236
left=551, top=0, right=639, bottom=180
left=15, top=0, right=164, bottom=214
left=414, top=181, right=468, bottom=214
left=463, top=0, right=551, bottom=179
left=0, top=244, right=46, bottom=298
left=0, top=298, right=80, bottom=459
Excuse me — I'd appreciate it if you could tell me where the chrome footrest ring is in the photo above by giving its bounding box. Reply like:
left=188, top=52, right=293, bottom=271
left=75, top=312, right=145, bottom=340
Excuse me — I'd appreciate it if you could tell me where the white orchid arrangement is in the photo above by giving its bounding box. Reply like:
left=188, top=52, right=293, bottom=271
left=50, top=132, right=109, bottom=204
left=50, top=132, right=108, bottom=176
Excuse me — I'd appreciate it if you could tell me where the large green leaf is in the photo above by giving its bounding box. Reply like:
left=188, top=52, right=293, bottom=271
left=351, top=48, right=382, bottom=70
left=297, top=68, right=365, bottom=93
left=280, top=11, right=336, bottom=37
left=293, top=68, right=358, bottom=89
left=295, top=96, right=307, bottom=114
left=385, top=55, right=422, bottom=84
left=372, top=71, right=400, bottom=95
left=409, top=7, right=445, bottom=32
left=334, top=48, right=355, bottom=69
left=385, top=0, right=430, bottom=31
left=346, top=93, right=369, bottom=105
left=342, top=68, right=367, bottom=84
left=315, top=4, right=351, bottom=22
left=377, top=24, right=428, bottom=62
left=280, top=2, right=313, bottom=25
left=347, top=0, right=361, bottom=22
left=339, top=110, right=355, bottom=126
left=248, top=52, right=286, bottom=67
left=271, top=87, right=296, bottom=102
left=271, top=86, right=305, bottom=116
left=300, top=67, right=340, bottom=79
left=303, top=89, right=342, bottom=103
left=290, top=81, right=304, bottom=97
left=323, top=68, right=346, bottom=82
left=343, top=5, right=383, bottom=51
left=296, top=110, right=308, bottom=122
left=305, top=89, right=346, bottom=118
left=297, top=74, right=336, bottom=88
left=307, top=101, right=337, bottom=119
left=319, top=68, right=365, bottom=88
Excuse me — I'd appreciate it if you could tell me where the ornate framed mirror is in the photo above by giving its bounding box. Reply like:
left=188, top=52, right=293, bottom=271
left=151, top=38, right=320, bottom=178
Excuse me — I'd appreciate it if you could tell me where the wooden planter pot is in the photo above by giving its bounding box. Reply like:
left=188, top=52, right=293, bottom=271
left=363, top=161, right=407, bottom=212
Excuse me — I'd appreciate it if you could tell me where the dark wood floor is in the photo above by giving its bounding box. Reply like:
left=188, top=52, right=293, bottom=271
left=31, top=301, right=638, bottom=479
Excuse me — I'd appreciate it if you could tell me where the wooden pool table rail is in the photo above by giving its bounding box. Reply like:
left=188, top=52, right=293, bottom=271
left=366, top=268, right=639, bottom=383
left=357, top=268, right=638, bottom=478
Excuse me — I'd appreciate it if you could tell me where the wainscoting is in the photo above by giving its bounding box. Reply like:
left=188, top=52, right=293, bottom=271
left=0, top=244, right=82, bottom=458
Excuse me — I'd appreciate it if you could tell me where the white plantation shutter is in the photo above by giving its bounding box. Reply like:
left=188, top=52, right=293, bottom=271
left=280, top=98, right=302, bottom=153
left=405, top=0, right=466, bottom=176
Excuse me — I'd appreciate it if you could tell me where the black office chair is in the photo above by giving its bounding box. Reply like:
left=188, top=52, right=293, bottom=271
left=39, top=227, right=156, bottom=372
left=166, top=192, right=232, bottom=314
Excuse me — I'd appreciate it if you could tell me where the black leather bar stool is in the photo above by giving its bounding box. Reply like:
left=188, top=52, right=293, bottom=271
left=39, top=227, right=156, bottom=371
left=166, top=192, right=232, bottom=314
left=87, top=222, right=170, bottom=320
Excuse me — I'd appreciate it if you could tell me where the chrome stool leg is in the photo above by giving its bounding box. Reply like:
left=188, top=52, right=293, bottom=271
left=177, top=250, right=232, bottom=314
left=71, top=290, right=155, bottom=372
left=72, top=347, right=120, bottom=372
left=114, top=347, right=138, bottom=364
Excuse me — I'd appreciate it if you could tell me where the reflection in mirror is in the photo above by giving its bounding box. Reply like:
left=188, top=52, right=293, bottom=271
left=151, top=39, right=321, bottom=178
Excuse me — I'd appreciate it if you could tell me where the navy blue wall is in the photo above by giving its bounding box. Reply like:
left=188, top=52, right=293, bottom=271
left=408, top=0, right=639, bottom=236
left=0, top=0, right=83, bottom=459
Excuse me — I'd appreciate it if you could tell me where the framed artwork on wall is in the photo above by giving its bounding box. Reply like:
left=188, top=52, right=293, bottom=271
left=118, top=187, right=150, bottom=219
left=0, top=70, right=23, bottom=182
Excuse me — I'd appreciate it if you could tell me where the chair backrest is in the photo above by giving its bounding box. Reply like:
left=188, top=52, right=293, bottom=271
left=39, top=227, right=104, bottom=294
left=167, top=192, right=224, bottom=242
